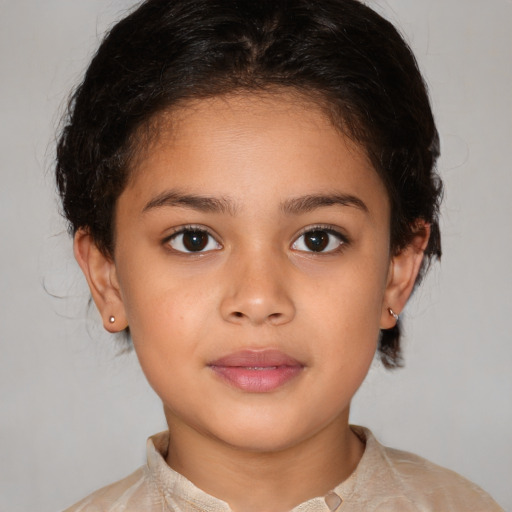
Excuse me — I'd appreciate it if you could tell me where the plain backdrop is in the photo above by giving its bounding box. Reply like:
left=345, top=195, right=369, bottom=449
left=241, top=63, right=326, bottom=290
left=0, top=1, right=510, bottom=510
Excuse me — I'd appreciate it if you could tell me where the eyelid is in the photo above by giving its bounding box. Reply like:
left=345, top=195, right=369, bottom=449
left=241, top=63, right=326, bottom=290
left=163, top=224, right=222, bottom=253
left=291, top=224, right=349, bottom=253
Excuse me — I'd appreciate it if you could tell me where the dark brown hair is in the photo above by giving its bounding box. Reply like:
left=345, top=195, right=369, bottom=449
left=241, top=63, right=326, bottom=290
left=56, top=0, right=442, bottom=367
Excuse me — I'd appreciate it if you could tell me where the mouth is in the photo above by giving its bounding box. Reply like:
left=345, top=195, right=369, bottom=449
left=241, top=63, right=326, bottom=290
left=208, top=349, right=304, bottom=393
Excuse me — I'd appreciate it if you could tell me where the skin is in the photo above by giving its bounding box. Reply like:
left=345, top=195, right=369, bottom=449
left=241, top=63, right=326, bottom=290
left=75, top=92, right=428, bottom=512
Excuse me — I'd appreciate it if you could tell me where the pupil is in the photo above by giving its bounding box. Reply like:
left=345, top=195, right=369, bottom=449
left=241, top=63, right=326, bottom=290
left=305, top=230, right=328, bottom=251
left=183, top=231, right=208, bottom=251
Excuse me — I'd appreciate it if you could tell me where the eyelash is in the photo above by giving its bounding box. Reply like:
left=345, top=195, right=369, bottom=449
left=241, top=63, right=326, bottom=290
left=291, top=225, right=349, bottom=254
left=164, top=225, right=221, bottom=254
left=163, top=224, right=349, bottom=254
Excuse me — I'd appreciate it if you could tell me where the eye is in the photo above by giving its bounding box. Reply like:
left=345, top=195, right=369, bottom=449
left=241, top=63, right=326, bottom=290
left=292, top=228, right=346, bottom=253
left=167, top=228, right=221, bottom=253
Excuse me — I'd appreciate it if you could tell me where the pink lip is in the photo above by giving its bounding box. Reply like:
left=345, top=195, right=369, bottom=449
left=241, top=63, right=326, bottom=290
left=208, top=350, right=304, bottom=393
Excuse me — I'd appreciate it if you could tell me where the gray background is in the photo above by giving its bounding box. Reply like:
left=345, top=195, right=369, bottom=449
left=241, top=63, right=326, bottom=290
left=0, top=1, right=510, bottom=510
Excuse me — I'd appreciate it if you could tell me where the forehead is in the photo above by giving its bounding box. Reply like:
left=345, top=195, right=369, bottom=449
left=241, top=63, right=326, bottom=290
left=123, top=92, right=388, bottom=216
left=134, top=91, right=350, bottom=164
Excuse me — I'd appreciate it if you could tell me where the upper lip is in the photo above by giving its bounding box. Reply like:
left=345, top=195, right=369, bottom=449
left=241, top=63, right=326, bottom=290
left=209, top=349, right=303, bottom=368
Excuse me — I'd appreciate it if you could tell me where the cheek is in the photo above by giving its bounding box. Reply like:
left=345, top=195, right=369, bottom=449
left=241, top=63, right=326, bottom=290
left=124, top=291, right=202, bottom=400
left=299, top=254, right=388, bottom=371
left=307, top=258, right=388, bottom=327
left=119, top=267, right=221, bottom=375
left=126, top=286, right=208, bottom=346
left=118, top=249, right=208, bottom=327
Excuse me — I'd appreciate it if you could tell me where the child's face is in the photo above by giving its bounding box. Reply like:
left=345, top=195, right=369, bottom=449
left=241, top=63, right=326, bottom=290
left=88, top=93, right=410, bottom=452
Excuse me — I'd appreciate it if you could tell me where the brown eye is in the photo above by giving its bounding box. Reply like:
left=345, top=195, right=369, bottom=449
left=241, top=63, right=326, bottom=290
left=168, top=229, right=221, bottom=253
left=304, top=230, right=329, bottom=251
left=292, top=228, right=346, bottom=253
left=183, top=231, right=208, bottom=251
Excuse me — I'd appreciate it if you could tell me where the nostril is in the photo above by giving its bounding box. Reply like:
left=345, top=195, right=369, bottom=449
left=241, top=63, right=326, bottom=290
left=233, top=311, right=244, bottom=318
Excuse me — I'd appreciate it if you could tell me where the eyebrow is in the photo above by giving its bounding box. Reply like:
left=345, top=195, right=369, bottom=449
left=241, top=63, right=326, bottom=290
left=142, top=190, right=239, bottom=215
left=142, top=190, right=368, bottom=216
left=281, top=193, right=369, bottom=215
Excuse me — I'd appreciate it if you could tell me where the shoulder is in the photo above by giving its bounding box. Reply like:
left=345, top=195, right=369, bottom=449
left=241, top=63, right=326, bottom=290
left=348, top=426, right=504, bottom=512
left=61, top=466, right=162, bottom=512
left=382, top=445, right=502, bottom=510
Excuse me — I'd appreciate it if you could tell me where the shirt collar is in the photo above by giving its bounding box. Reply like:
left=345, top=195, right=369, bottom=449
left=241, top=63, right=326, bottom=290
left=146, top=426, right=375, bottom=511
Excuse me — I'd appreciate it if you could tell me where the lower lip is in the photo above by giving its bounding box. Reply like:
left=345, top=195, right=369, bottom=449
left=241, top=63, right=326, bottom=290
left=210, top=365, right=303, bottom=392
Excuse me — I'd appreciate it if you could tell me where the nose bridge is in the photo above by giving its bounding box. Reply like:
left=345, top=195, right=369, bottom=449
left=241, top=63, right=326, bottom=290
left=220, top=244, right=295, bottom=325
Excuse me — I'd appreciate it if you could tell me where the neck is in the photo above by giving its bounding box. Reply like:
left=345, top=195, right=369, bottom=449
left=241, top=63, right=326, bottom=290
left=164, top=409, right=364, bottom=512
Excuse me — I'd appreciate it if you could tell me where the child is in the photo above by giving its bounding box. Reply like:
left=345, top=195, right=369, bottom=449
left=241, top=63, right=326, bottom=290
left=56, top=0, right=503, bottom=510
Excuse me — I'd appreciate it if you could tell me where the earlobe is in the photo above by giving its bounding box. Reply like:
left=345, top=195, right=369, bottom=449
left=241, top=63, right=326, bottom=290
left=73, top=229, right=128, bottom=332
left=380, top=223, right=430, bottom=329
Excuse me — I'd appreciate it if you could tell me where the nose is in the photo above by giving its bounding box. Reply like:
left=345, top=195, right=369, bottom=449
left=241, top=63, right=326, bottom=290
left=220, top=249, right=296, bottom=326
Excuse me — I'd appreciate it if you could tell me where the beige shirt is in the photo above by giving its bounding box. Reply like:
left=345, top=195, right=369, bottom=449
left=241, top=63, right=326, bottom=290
left=63, top=426, right=503, bottom=512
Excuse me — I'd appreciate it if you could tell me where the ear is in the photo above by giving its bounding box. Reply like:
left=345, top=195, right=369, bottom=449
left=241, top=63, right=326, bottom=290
left=74, top=229, right=128, bottom=332
left=380, top=223, right=430, bottom=329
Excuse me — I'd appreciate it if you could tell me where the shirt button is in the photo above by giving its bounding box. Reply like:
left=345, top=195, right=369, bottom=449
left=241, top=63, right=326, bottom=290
left=324, top=491, right=343, bottom=511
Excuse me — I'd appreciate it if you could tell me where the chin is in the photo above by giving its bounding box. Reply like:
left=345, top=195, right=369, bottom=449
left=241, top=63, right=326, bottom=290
left=222, top=430, right=303, bottom=454
left=209, top=415, right=323, bottom=454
